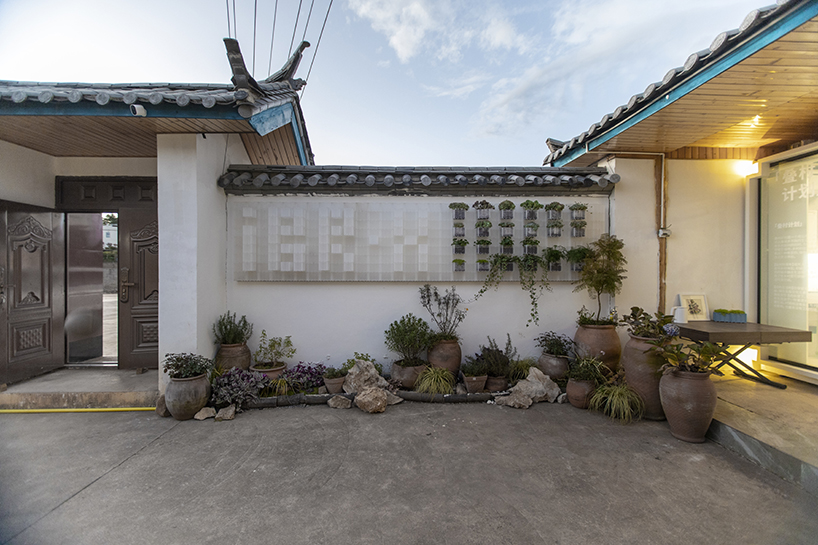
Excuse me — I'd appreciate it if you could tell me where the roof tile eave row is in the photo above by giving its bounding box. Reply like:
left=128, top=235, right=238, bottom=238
left=542, top=0, right=801, bottom=166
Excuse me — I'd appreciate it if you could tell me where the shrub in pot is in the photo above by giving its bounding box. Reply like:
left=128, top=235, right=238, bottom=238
left=415, top=366, right=454, bottom=395
left=534, top=331, right=574, bottom=380
left=589, top=370, right=645, bottom=423
left=565, top=356, right=607, bottom=409
left=323, top=366, right=348, bottom=394
left=419, top=284, right=467, bottom=376
left=651, top=341, right=723, bottom=443
left=213, top=311, right=253, bottom=371
left=385, top=313, right=432, bottom=389
left=250, top=330, right=295, bottom=380
left=619, top=307, right=677, bottom=420
left=460, top=358, right=488, bottom=394
left=163, top=353, right=214, bottom=420
left=481, top=335, right=516, bottom=392
left=211, top=368, right=270, bottom=411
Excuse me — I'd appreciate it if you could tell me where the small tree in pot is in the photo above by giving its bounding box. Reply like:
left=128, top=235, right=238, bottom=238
left=251, top=331, right=295, bottom=380
left=384, top=313, right=432, bottom=389
left=419, top=285, right=467, bottom=376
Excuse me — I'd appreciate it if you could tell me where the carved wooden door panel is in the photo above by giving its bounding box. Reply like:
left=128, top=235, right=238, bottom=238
left=0, top=204, right=65, bottom=385
left=118, top=209, right=158, bottom=369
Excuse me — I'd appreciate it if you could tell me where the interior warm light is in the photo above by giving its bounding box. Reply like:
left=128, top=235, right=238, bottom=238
left=728, top=346, right=759, bottom=368
left=734, top=161, right=759, bottom=176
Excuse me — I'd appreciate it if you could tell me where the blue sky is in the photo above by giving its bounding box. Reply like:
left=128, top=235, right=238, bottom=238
left=0, top=0, right=767, bottom=166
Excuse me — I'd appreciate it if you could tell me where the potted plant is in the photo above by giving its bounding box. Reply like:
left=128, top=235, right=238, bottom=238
left=499, top=221, right=515, bottom=237
left=651, top=342, right=724, bottom=442
left=453, top=222, right=465, bottom=237
left=570, top=220, right=586, bottom=238
left=449, top=202, right=468, bottom=220
left=250, top=330, right=295, bottom=380
left=569, top=202, right=588, bottom=220
left=620, top=307, right=676, bottom=420
left=500, top=236, right=515, bottom=256
left=163, top=353, right=214, bottom=420
left=476, top=259, right=490, bottom=272
left=534, top=331, right=575, bottom=380
left=589, top=370, right=645, bottom=423
left=475, top=239, right=491, bottom=254
left=472, top=199, right=495, bottom=219
left=281, top=361, right=328, bottom=394
left=544, top=201, right=564, bottom=220
left=452, top=258, right=466, bottom=272
left=415, top=366, right=454, bottom=395
left=546, top=219, right=563, bottom=237
left=520, top=199, right=543, bottom=220
left=384, top=313, right=432, bottom=389
left=565, top=356, right=607, bottom=409
left=483, top=335, right=516, bottom=392
left=565, top=245, right=593, bottom=272
left=543, top=245, right=564, bottom=271
left=524, top=221, right=539, bottom=237
left=460, top=358, right=488, bottom=393
left=452, top=237, right=469, bottom=254
left=211, top=368, right=270, bottom=412
left=521, top=236, right=539, bottom=255
left=499, top=200, right=515, bottom=220
left=213, top=311, right=254, bottom=371
left=419, top=284, right=467, bottom=376
left=475, top=220, right=492, bottom=237
left=572, top=234, right=627, bottom=371
left=322, top=366, right=348, bottom=394
left=712, top=309, right=747, bottom=323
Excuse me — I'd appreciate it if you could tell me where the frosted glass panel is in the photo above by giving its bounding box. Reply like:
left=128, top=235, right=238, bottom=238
left=229, top=196, right=609, bottom=282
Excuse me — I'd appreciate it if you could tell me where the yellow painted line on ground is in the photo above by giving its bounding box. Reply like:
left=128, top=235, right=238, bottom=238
left=0, top=407, right=155, bottom=414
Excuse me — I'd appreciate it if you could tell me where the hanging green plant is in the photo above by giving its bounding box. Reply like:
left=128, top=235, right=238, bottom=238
left=452, top=238, right=470, bottom=246
left=520, top=200, right=544, bottom=210
left=498, top=200, right=516, bottom=210
left=472, top=200, right=495, bottom=210
left=543, top=245, right=565, bottom=264
left=475, top=252, right=550, bottom=326
left=475, top=220, right=493, bottom=229
left=544, top=202, right=565, bottom=212
left=546, top=219, right=563, bottom=229
left=521, top=237, right=540, bottom=246
left=500, top=236, right=514, bottom=246
left=448, top=202, right=469, bottom=210
left=569, top=203, right=588, bottom=211
left=474, top=239, right=492, bottom=245
left=499, top=221, right=515, bottom=228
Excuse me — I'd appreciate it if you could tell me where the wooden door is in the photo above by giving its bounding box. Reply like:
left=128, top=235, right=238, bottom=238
left=117, top=209, right=158, bottom=369
left=0, top=202, right=65, bottom=385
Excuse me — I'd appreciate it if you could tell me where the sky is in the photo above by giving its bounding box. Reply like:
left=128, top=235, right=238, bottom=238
left=0, top=0, right=768, bottom=166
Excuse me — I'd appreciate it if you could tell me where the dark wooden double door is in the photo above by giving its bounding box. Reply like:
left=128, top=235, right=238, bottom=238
left=0, top=181, right=159, bottom=385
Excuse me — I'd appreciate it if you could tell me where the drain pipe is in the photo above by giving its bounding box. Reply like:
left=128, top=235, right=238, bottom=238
left=0, top=407, right=156, bottom=414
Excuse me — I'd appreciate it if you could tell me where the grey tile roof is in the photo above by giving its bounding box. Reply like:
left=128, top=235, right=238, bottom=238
left=543, top=0, right=805, bottom=166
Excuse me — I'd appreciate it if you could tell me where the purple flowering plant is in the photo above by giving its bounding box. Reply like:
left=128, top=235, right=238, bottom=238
left=281, top=361, right=327, bottom=393
left=210, top=368, right=270, bottom=411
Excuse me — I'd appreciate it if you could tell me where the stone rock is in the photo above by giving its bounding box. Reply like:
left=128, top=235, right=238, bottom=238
left=215, top=404, right=236, bottom=421
left=318, top=386, right=328, bottom=395
left=511, top=376, right=548, bottom=403
left=155, top=395, right=171, bottom=417
left=194, top=407, right=216, bottom=420
left=354, top=387, right=387, bottom=413
left=385, top=391, right=404, bottom=405
left=328, top=395, right=352, bottom=409
left=557, top=392, right=568, bottom=404
left=496, top=391, right=534, bottom=409
left=343, top=360, right=389, bottom=394
left=526, top=368, right=562, bottom=403
left=454, top=383, right=468, bottom=395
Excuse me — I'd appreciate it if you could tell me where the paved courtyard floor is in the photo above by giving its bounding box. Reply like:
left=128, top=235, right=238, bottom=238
left=1, top=401, right=816, bottom=545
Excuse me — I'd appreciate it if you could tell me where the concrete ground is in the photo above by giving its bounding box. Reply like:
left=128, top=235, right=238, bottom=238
left=1, top=402, right=817, bottom=545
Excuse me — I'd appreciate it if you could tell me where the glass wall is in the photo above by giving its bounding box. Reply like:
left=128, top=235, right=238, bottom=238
left=760, top=152, right=818, bottom=369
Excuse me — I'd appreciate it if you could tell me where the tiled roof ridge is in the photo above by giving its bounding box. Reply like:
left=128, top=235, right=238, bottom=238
left=542, top=0, right=803, bottom=166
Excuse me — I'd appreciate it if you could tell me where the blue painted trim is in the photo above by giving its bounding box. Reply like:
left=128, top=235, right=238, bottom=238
left=249, top=102, right=308, bottom=165
left=0, top=100, right=243, bottom=120
left=554, top=1, right=818, bottom=167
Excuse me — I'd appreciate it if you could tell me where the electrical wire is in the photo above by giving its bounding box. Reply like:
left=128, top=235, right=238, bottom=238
left=300, top=0, right=316, bottom=43
left=288, top=0, right=304, bottom=57
left=301, top=0, right=334, bottom=100
left=267, top=0, right=279, bottom=76
left=225, top=0, right=232, bottom=37
left=232, top=0, right=237, bottom=40
left=252, top=0, right=258, bottom=75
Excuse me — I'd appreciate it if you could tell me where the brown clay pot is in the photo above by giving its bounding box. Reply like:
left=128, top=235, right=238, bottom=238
left=659, top=369, right=717, bottom=443
left=323, top=376, right=346, bottom=394
left=463, top=375, right=487, bottom=393
left=164, top=374, right=211, bottom=421
left=536, top=353, right=570, bottom=380
left=428, top=340, right=462, bottom=376
left=621, top=335, right=665, bottom=421
left=485, top=376, right=509, bottom=392
left=249, top=363, right=286, bottom=381
left=566, top=378, right=595, bottom=409
left=574, top=325, right=621, bottom=372
left=215, top=343, right=252, bottom=371
left=391, top=364, right=426, bottom=389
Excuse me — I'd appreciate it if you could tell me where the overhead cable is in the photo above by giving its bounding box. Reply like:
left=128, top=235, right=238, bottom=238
left=267, top=0, right=279, bottom=76
left=252, top=0, right=258, bottom=75
left=301, top=0, right=334, bottom=100
left=300, top=0, right=317, bottom=43
left=289, top=0, right=304, bottom=57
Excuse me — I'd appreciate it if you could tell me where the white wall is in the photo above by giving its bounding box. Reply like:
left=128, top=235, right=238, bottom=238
left=54, top=157, right=156, bottom=177
left=0, top=140, right=55, bottom=208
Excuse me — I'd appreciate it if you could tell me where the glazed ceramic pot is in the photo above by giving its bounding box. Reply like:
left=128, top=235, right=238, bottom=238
left=215, top=343, right=251, bottom=371
left=574, top=325, right=621, bottom=372
left=463, top=375, right=488, bottom=393
left=536, top=353, right=570, bottom=380
left=165, top=374, right=211, bottom=421
left=659, top=369, right=717, bottom=443
left=566, top=378, right=595, bottom=409
left=428, top=340, right=462, bottom=376
left=621, top=335, right=665, bottom=421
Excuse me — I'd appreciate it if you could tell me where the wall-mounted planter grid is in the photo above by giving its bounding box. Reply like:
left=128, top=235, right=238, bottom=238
left=230, top=196, right=607, bottom=282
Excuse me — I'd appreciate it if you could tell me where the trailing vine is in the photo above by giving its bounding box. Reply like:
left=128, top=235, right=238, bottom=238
left=475, top=252, right=551, bottom=326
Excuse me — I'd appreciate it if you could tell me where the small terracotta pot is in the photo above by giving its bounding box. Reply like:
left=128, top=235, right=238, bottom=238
left=250, top=363, right=286, bottom=381
left=215, top=343, right=251, bottom=371
left=566, top=378, right=595, bottom=409
left=574, top=325, right=621, bottom=372
left=660, top=369, right=717, bottom=443
left=428, top=340, right=462, bottom=376
left=485, top=376, right=508, bottom=392
left=536, top=353, right=570, bottom=380
left=164, top=374, right=211, bottom=421
left=463, top=375, right=487, bottom=393
left=391, top=364, right=426, bottom=389
left=323, top=376, right=346, bottom=394
left=621, top=335, right=665, bottom=420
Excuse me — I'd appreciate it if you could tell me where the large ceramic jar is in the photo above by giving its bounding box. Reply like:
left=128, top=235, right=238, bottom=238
left=659, top=369, right=717, bottom=443
left=574, top=325, right=621, bottom=372
left=621, top=335, right=665, bottom=421
left=249, top=362, right=286, bottom=380
left=215, top=343, right=251, bottom=371
left=165, top=374, right=211, bottom=421
left=428, top=340, right=461, bottom=376
left=391, top=364, right=426, bottom=389
left=536, top=353, right=570, bottom=380
left=463, top=375, right=488, bottom=393
left=566, top=379, right=594, bottom=409
left=485, top=376, right=509, bottom=392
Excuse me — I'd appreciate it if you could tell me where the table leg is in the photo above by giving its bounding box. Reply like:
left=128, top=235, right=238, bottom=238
left=713, top=343, right=787, bottom=389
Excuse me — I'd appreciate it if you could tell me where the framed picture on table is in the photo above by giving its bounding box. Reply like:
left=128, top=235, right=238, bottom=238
left=680, top=294, right=709, bottom=321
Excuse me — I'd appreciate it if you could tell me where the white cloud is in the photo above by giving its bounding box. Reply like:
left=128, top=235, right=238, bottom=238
left=423, top=71, right=493, bottom=99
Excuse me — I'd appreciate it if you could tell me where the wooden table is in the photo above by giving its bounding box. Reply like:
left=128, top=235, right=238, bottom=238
left=677, top=322, right=812, bottom=389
